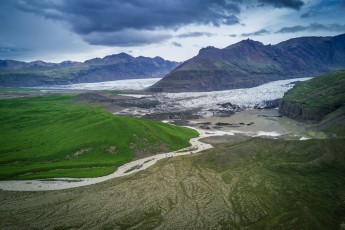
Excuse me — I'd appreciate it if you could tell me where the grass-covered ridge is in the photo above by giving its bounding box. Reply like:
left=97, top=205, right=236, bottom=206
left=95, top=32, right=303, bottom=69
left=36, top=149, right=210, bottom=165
left=0, top=95, right=198, bottom=180
left=281, top=69, right=345, bottom=118
left=187, top=138, right=345, bottom=229
left=279, top=70, right=345, bottom=137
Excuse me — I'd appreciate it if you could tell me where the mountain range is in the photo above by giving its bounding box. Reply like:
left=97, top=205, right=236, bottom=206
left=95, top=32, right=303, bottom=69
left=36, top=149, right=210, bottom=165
left=149, top=33, right=345, bottom=92
left=0, top=53, right=179, bottom=87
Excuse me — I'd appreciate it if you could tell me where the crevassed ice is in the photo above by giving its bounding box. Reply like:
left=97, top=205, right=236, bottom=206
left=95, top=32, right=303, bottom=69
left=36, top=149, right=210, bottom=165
left=154, top=78, right=311, bottom=111
left=36, top=78, right=161, bottom=90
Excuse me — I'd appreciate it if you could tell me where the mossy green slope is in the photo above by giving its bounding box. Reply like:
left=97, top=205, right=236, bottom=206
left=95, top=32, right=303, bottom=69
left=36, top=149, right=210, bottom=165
left=281, top=70, right=345, bottom=117
left=191, top=138, right=345, bottom=229
left=279, top=69, right=345, bottom=137
left=1, top=137, right=344, bottom=229
left=315, top=105, right=345, bottom=137
left=0, top=95, right=198, bottom=180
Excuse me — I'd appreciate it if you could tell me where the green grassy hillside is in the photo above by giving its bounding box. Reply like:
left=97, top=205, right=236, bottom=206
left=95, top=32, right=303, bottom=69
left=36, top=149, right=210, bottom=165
left=282, top=70, right=345, bottom=116
left=1, top=137, right=344, bottom=229
left=279, top=70, right=345, bottom=137
left=0, top=95, right=198, bottom=180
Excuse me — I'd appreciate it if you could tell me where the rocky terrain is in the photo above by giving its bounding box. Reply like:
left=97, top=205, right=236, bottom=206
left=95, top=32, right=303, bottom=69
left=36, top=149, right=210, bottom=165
left=149, top=33, right=345, bottom=92
left=0, top=53, right=178, bottom=87
left=1, top=137, right=344, bottom=229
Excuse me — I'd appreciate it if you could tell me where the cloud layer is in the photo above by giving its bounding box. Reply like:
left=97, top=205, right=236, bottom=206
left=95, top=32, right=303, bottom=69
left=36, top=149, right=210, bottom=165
left=2, top=0, right=343, bottom=62
left=177, top=32, right=215, bottom=38
left=276, top=23, right=345, bottom=33
left=238, top=23, right=345, bottom=38
left=17, top=0, right=240, bottom=46
left=241, top=29, right=270, bottom=37
left=15, top=0, right=305, bottom=47
left=258, top=0, right=304, bottom=10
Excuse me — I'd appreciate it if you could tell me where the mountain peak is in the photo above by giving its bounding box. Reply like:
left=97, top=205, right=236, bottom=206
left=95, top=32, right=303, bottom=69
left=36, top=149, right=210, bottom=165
left=59, top=60, right=81, bottom=66
left=226, top=39, right=264, bottom=49
left=153, top=56, right=165, bottom=62
left=198, top=46, right=218, bottom=55
left=240, top=38, right=264, bottom=46
left=30, top=60, right=46, bottom=64
left=149, top=33, right=345, bottom=93
left=104, top=52, right=133, bottom=60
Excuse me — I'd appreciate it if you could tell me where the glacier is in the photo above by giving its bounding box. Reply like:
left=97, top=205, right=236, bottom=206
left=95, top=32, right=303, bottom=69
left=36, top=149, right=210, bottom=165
left=36, top=78, right=161, bottom=91
left=151, top=78, right=311, bottom=115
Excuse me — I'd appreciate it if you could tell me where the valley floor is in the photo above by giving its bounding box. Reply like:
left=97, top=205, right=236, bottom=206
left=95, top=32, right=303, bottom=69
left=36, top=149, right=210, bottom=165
left=189, top=108, right=308, bottom=136
left=0, top=109, right=311, bottom=192
left=0, top=127, right=212, bottom=191
left=1, top=77, right=344, bottom=229
left=1, top=133, right=344, bottom=230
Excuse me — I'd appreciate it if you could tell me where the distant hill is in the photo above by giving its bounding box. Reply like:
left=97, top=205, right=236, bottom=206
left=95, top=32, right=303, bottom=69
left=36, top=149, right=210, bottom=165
left=149, top=33, right=345, bottom=92
left=0, top=53, right=179, bottom=87
left=279, top=69, right=345, bottom=137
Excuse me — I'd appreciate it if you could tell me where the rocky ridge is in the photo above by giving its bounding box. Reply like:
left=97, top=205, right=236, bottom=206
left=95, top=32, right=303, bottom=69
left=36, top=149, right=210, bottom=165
left=149, top=33, right=345, bottom=92
left=0, top=53, right=179, bottom=87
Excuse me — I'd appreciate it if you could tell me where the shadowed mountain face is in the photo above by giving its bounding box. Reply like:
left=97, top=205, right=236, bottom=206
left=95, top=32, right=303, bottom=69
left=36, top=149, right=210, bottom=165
left=149, top=33, right=345, bottom=92
left=0, top=53, right=179, bottom=87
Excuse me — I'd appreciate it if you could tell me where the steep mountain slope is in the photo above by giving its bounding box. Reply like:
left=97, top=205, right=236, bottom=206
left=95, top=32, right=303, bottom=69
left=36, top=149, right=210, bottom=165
left=279, top=70, right=345, bottom=137
left=0, top=53, right=179, bottom=87
left=149, top=33, right=345, bottom=92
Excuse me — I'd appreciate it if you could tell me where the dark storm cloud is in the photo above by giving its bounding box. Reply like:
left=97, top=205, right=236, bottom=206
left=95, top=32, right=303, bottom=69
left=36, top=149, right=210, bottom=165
left=278, top=25, right=305, bottom=33
left=258, top=0, right=304, bottom=10
left=241, top=29, right=270, bottom=37
left=171, top=42, right=182, bottom=47
left=300, top=10, right=318, bottom=18
left=0, top=0, right=95, bottom=61
left=83, top=30, right=173, bottom=47
left=17, top=0, right=241, bottom=34
left=276, top=23, right=345, bottom=33
left=15, top=0, right=306, bottom=47
left=177, top=32, right=215, bottom=38
left=0, top=42, right=28, bottom=57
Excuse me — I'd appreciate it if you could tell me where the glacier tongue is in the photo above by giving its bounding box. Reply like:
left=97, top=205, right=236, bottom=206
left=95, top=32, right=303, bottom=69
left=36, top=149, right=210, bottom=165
left=150, top=78, right=311, bottom=117
left=35, top=78, right=161, bottom=91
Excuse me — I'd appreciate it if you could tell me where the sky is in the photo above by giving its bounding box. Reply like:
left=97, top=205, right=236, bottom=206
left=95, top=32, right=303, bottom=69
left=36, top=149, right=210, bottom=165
left=0, top=0, right=345, bottom=63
